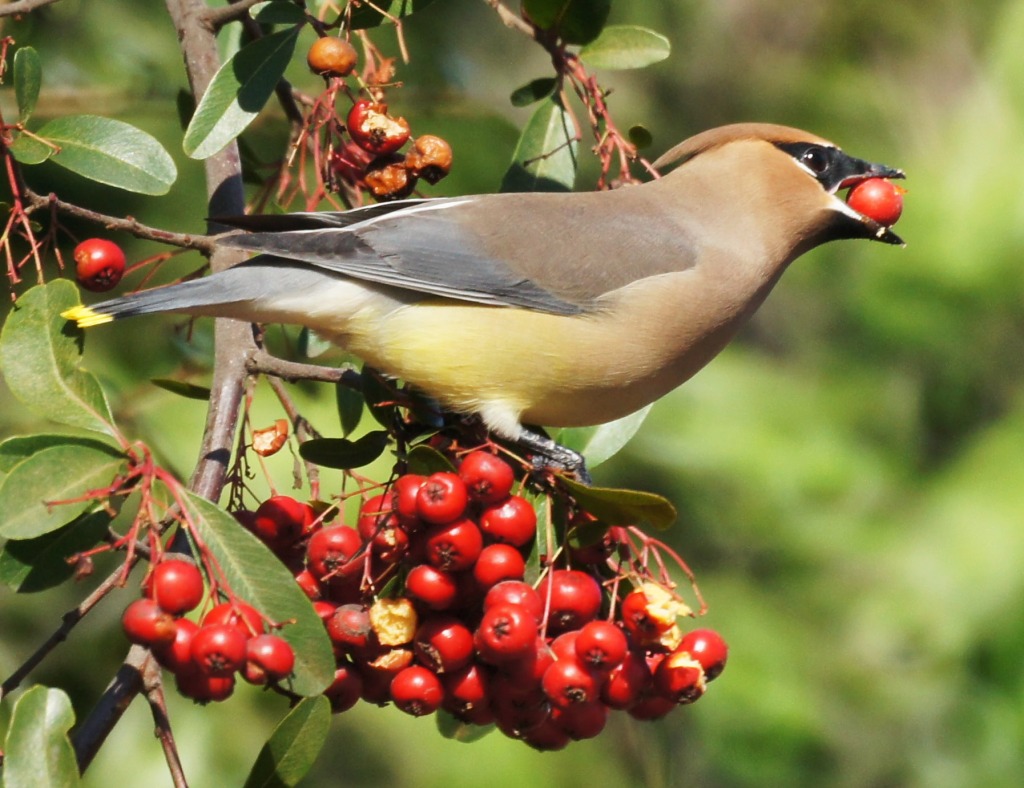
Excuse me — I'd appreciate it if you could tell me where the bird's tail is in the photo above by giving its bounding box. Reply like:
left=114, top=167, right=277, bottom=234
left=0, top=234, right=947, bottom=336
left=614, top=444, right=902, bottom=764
left=62, top=276, right=232, bottom=328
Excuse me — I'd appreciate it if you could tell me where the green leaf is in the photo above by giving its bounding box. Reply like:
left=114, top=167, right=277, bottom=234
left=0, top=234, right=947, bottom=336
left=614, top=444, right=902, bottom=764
left=578, top=25, right=671, bottom=70
left=151, top=378, right=213, bottom=400
left=184, top=27, right=301, bottom=160
left=298, top=432, right=390, bottom=470
left=0, top=444, right=125, bottom=540
left=3, top=686, right=81, bottom=788
left=243, top=696, right=331, bottom=788
left=361, top=366, right=398, bottom=429
left=0, top=511, right=112, bottom=593
left=405, top=443, right=456, bottom=475
left=31, top=115, right=177, bottom=195
left=349, top=0, right=436, bottom=29
left=13, top=46, right=42, bottom=124
left=8, top=132, right=55, bottom=165
left=510, top=77, right=558, bottom=107
left=628, top=124, right=654, bottom=150
left=523, top=0, right=610, bottom=45
left=436, top=709, right=495, bottom=743
left=183, top=492, right=335, bottom=696
left=559, top=477, right=676, bottom=530
left=335, top=382, right=364, bottom=437
left=250, top=0, right=308, bottom=24
left=0, top=281, right=116, bottom=435
left=0, top=433, right=119, bottom=474
left=501, top=96, right=578, bottom=193
left=556, top=405, right=652, bottom=469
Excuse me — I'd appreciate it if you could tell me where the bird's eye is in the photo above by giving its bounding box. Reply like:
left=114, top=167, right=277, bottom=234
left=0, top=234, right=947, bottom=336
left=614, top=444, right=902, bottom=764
left=801, top=146, right=831, bottom=174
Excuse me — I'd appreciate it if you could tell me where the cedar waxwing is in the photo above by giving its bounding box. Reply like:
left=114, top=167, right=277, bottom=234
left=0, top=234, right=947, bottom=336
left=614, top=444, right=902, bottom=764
left=62, top=123, right=904, bottom=480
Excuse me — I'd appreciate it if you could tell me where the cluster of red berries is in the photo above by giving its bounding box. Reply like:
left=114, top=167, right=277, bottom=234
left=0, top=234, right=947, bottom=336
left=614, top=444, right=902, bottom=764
left=305, top=36, right=452, bottom=201
left=74, top=238, right=125, bottom=293
left=121, top=559, right=295, bottom=702
left=236, top=450, right=728, bottom=750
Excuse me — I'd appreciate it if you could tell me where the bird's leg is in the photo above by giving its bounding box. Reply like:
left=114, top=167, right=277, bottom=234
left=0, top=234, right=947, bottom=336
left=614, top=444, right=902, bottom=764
left=516, top=428, right=593, bottom=486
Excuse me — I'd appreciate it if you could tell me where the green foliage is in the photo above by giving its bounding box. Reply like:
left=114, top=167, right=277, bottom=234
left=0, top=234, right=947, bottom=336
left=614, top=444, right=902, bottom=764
left=578, top=25, right=671, bottom=70
left=242, top=696, right=331, bottom=788
left=522, top=0, right=611, bottom=44
left=500, top=96, right=577, bottom=192
left=557, top=405, right=653, bottom=469
left=12, top=46, right=41, bottom=124
left=297, top=431, right=390, bottom=469
left=2, top=686, right=80, bottom=788
left=559, top=476, right=676, bottom=530
left=0, top=282, right=115, bottom=436
left=348, top=0, right=437, bottom=29
left=0, top=511, right=111, bottom=592
left=0, top=443, right=124, bottom=539
left=509, top=77, right=558, bottom=108
left=183, top=27, right=301, bottom=159
left=182, top=492, right=335, bottom=697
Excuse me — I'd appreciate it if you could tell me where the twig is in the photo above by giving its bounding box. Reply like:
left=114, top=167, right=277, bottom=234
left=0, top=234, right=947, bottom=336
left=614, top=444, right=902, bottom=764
left=0, top=560, right=138, bottom=703
left=248, top=349, right=362, bottom=388
left=482, top=0, right=535, bottom=38
left=21, top=187, right=215, bottom=253
left=202, top=0, right=267, bottom=29
left=142, top=658, right=189, bottom=788
left=0, top=0, right=63, bottom=18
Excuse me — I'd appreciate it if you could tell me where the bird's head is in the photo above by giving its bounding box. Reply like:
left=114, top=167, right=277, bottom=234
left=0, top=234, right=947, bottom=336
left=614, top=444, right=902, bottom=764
left=653, top=123, right=906, bottom=252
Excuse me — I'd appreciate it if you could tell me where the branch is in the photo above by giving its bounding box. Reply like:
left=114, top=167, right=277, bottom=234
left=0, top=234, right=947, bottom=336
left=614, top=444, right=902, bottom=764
left=0, top=560, right=137, bottom=703
left=0, top=0, right=63, bottom=18
left=482, top=0, right=536, bottom=38
left=21, top=187, right=215, bottom=254
left=202, top=0, right=267, bottom=30
left=142, top=659, right=189, bottom=788
left=248, top=349, right=362, bottom=388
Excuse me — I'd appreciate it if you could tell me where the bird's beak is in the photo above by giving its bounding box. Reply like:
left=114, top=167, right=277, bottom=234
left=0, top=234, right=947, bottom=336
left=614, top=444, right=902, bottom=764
left=832, top=157, right=906, bottom=246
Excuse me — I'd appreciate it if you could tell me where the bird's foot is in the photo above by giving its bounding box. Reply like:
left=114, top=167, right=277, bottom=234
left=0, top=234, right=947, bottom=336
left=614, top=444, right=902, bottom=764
left=516, top=428, right=592, bottom=486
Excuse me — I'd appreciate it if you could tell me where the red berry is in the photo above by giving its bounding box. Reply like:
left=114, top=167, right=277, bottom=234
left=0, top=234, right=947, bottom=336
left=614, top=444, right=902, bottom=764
left=553, top=700, right=608, bottom=740
left=424, top=518, right=482, bottom=572
left=458, top=451, right=515, bottom=504
left=306, top=525, right=363, bottom=580
left=521, top=716, right=572, bottom=751
left=325, top=654, right=366, bottom=712
left=294, top=568, right=323, bottom=601
left=356, top=494, right=393, bottom=541
left=601, top=649, right=652, bottom=710
left=253, top=496, right=317, bottom=548
left=441, top=663, right=492, bottom=719
left=415, top=472, right=468, bottom=524
left=149, top=559, right=204, bottom=615
left=679, top=628, right=729, bottom=680
left=627, top=694, right=676, bottom=721
left=478, top=495, right=537, bottom=547
left=653, top=649, right=707, bottom=704
left=122, top=598, right=177, bottom=647
left=74, top=238, right=125, bottom=292
left=390, top=665, right=443, bottom=716
left=175, top=665, right=235, bottom=703
left=244, top=634, right=295, bottom=684
left=190, top=624, right=248, bottom=677
left=847, top=178, right=904, bottom=226
left=391, top=474, right=426, bottom=527
left=574, top=620, right=628, bottom=673
left=153, top=618, right=200, bottom=674
left=538, top=569, right=603, bottom=634
left=500, top=636, right=555, bottom=688
left=347, top=99, right=411, bottom=156
left=542, top=658, right=598, bottom=709
left=472, top=543, right=526, bottom=588
left=619, top=588, right=674, bottom=640
left=484, top=581, right=544, bottom=624
left=326, top=604, right=372, bottom=651
left=404, top=564, right=458, bottom=610
left=306, top=36, right=358, bottom=77
left=474, top=604, right=538, bottom=664
left=202, top=601, right=264, bottom=638
left=413, top=615, right=474, bottom=674
left=324, top=662, right=363, bottom=713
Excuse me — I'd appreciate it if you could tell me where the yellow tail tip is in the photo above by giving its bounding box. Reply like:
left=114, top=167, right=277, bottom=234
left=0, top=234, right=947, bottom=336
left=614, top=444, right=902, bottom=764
left=60, top=305, right=114, bottom=328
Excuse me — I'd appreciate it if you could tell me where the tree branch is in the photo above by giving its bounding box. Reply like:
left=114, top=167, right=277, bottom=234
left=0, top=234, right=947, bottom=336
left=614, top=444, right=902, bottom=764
left=0, top=0, right=63, bottom=18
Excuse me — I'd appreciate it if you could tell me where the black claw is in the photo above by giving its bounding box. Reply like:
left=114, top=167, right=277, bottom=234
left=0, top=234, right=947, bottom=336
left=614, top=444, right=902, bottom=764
left=517, top=428, right=592, bottom=485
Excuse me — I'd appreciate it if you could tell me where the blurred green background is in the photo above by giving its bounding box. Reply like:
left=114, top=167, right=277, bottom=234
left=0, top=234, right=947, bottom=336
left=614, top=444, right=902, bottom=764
left=3, top=0, right=1024, bottom=785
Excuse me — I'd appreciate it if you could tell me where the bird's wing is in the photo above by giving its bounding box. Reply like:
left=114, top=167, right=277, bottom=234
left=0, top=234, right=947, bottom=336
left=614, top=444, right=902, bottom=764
left=212, top=199, right=437, bottom=233
left=218, top=189, right=698, bottom=315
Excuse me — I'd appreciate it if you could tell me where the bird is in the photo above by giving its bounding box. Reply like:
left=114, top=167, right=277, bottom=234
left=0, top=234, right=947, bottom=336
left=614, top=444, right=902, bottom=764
left=62, top=123, right=904, bottom=482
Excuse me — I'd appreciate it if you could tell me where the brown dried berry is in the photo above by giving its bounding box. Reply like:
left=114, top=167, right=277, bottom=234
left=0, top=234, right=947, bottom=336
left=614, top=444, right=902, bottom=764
left=404, top=135, right=453, bottom=184
left=307, top=37, right=358, bottom=78
left=252, top=418, right=289, bottom=457
left=364, top=155, right=417, bottom=201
